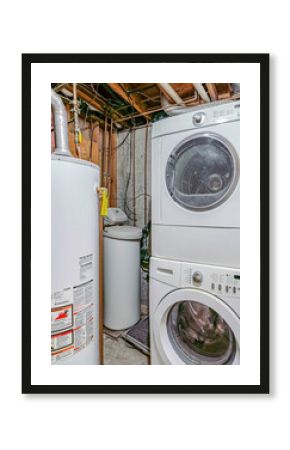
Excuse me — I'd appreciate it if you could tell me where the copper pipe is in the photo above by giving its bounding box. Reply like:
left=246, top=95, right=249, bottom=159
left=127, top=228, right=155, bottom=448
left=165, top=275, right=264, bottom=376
left=107, top=118, right=113, bottom=202
left=97, top=188, right=104, bottom=364
left=144, top=124, right=149, bottom=225
left=73, top=83, right=81, bottom=158
left=103, top=120, right=108, bottom=189
left=100, top=116, right=107, bottom=186
left=131, top=129, right=136, bottom=226
left=183, top=89, right=198, bottom=106
left=130, top=123, right=153, bottom=131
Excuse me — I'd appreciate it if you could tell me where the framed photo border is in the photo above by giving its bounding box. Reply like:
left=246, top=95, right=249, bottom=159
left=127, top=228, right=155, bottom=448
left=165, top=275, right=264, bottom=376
left=22, top=53, right=269, bottom=394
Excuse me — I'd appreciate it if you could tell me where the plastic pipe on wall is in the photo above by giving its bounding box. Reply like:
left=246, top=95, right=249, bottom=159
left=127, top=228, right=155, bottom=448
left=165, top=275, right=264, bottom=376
left=193, top=83, right=211, bottom=103
left=160, top=94, right=198, bottom=116
left=158, top=83, right=185, bottom=106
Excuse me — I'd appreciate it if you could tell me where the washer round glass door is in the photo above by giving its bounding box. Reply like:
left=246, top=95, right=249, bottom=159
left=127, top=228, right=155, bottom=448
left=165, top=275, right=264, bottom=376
left=153, top=289, right=240, bottom=365
left=165, top=132, right=239, bottom=211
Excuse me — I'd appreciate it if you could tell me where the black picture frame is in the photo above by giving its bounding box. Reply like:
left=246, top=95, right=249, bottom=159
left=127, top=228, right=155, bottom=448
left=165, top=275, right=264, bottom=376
left=22, top=53, right=269, bottom=394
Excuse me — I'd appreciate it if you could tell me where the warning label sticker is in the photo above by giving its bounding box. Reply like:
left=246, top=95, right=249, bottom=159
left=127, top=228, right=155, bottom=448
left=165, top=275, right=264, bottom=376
left=51, top=345, right=74, bottom=363
left=79, top=254, right=93, bottom=280
left=73, top=280, right=94, bottom=311
left=51, top=287, right=72, bottom=308
left=51, top=278, right=95, bottom=364
left=51, top=329, right=74, bottom=352
left=74, top=304, right=93, bottom=328
left=74, top=315, right=94, bottom=352
left=51, top=305, right=73, bottom=333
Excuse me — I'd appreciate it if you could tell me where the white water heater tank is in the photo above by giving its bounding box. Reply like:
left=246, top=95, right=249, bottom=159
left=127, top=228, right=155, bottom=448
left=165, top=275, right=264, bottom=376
left=51, top=154, right=100, bottom=365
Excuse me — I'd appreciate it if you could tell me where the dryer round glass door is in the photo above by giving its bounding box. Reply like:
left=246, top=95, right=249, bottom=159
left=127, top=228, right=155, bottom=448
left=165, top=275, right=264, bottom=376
left=165, top=132, right=239, bottom=211
left=153, top=289, right=240, bottom=365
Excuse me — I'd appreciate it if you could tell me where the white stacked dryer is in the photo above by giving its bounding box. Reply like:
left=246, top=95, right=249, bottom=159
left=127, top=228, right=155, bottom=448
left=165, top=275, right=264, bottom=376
left=151, top=100, right=240, bottom=268
left=149, top=100, right=240, bottom=365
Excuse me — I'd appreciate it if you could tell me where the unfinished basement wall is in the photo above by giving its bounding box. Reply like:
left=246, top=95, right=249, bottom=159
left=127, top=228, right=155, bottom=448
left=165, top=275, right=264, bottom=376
left=51, top=113, right=118, bottom=207
left=117, top=126, right=152, bottom=309
left=51, top=114, right=101, bottom=162
left=117, top=126, right=152, bottom=228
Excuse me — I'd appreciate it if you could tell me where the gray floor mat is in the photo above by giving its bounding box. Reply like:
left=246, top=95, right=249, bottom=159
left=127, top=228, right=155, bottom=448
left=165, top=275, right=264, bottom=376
left=122, top=317, right=150, bottom=355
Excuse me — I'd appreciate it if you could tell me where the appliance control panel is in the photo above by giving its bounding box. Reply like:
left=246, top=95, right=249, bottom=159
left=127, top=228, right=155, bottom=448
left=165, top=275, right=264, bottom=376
left=181, top=263, right=240, bottom=297
left=192, top=101, right=240, bottom=128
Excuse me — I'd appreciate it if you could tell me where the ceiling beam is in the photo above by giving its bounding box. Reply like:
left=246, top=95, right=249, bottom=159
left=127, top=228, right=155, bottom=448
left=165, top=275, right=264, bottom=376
left=63, top=84, right=131, bottom=127
left=108, top=83, right=151, bottom=119
left=205, top=83, right=218, bottom=101
left=64, top=84, right=104, bottom=113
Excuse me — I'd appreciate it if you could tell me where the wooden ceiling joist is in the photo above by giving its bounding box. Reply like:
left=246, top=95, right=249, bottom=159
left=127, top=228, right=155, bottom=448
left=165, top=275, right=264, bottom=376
left=63, top=84, right=131, bottom=127
left=53, top=82, right=239, bottom=128
left=64, top=84, right=104, bottom=113
left=108, top=83, right=151, bottom=119
left=205, top=83, right=218, bottom=101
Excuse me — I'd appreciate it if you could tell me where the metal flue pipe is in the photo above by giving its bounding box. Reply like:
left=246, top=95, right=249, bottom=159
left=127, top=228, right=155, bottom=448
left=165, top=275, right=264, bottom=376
left=51, top=89, right=71, bottom=156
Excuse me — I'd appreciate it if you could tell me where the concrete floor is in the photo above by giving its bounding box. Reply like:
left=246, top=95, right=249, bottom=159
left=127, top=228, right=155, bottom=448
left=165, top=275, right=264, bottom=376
left=104, top=335, right=149, bottom=365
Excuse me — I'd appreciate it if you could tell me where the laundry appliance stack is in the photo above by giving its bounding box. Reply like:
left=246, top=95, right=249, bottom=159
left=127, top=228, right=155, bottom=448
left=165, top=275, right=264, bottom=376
left=149, top=100, right=241, bottom=365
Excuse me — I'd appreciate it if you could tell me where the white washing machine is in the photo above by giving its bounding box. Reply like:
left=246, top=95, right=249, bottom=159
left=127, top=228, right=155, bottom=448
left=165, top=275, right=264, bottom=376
left=151, top=100, right=240, bottom=267
left=149, top=257, right=240, bottom=365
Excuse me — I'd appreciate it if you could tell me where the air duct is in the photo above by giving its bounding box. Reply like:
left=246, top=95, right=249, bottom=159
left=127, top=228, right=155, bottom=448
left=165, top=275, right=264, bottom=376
left=51, top=89, right=71, bottom=156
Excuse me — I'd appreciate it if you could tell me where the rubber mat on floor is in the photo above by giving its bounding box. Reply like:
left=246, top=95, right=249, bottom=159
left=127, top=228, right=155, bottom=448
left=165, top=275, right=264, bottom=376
left=122, top=317, right=150, bottom=356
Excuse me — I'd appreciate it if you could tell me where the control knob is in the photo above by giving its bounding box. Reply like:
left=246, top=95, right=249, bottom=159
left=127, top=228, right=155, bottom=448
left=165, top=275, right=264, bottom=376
left=192, top=271, right=203, bottom=286
left=192, top=112, right=205, bottom=125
